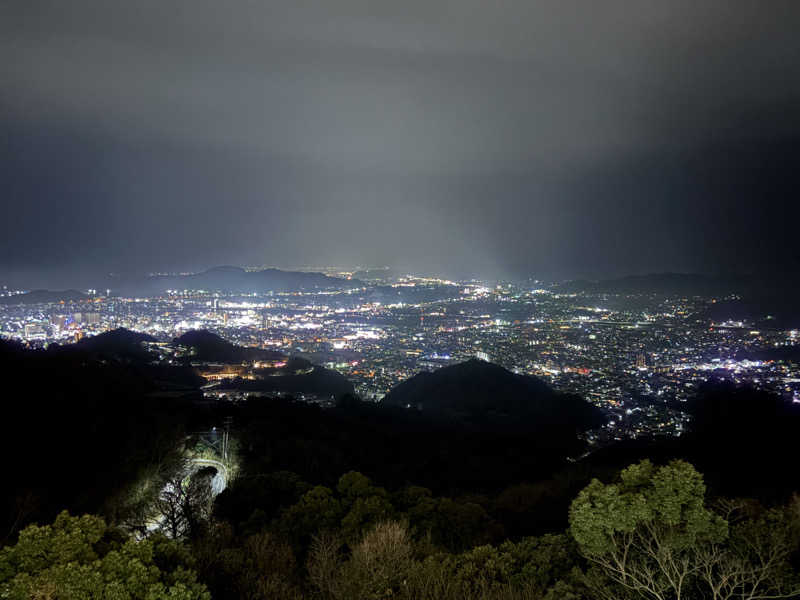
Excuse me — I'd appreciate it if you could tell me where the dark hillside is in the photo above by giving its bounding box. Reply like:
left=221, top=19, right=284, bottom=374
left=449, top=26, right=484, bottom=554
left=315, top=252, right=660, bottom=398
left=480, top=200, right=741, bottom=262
left=382, top=359, right=604, bottom=431
left=174, top=330, right=284, bottom=363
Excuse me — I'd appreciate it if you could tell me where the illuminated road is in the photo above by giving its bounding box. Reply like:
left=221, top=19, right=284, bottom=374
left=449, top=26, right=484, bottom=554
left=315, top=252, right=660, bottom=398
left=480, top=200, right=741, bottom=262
left=190, top=458, right=228, bottom=495
left=143, top=457, right=229, bottom=536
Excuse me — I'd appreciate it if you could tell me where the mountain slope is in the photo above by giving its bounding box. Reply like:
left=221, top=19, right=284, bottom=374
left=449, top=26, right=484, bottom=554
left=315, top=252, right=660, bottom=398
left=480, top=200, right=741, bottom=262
left=173, top=330, right=283, bottom=362
left=74, top=328, right=157, bottom=360
left=0, top=289, right=88, bottom=305
left=382, top=359, right=604, bottom=430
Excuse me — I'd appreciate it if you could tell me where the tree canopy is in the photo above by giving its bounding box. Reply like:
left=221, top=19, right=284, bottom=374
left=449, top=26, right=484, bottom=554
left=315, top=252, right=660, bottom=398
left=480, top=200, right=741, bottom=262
left=569, top=460, right=800, bottom=600
left=0, top=511, right=209, bottom=600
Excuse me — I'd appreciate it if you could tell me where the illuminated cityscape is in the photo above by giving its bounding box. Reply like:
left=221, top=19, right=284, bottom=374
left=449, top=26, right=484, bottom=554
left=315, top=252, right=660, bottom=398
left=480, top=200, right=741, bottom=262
left=4, top=1, right=800, bottom=597
left=3, top=271, right=798, bottom=448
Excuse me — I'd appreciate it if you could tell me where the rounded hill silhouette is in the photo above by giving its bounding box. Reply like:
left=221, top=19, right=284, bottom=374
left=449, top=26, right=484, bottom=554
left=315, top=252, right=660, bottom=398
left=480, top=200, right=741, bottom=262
left=382, top=358, right=604, bottom=431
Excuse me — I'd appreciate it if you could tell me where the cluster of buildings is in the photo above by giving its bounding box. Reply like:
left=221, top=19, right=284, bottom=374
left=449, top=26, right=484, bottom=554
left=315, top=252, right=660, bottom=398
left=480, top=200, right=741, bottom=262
left=2, top=275, right=798, bottom=444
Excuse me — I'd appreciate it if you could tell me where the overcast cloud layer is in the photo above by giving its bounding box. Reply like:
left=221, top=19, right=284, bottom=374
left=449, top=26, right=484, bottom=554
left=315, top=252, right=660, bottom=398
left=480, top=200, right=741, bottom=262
left=2, top=1, right=799, bottom=286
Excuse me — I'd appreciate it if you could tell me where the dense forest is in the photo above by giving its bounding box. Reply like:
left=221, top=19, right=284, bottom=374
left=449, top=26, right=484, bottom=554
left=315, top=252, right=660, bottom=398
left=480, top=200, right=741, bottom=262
left=1, top=336, right=799, bottom=599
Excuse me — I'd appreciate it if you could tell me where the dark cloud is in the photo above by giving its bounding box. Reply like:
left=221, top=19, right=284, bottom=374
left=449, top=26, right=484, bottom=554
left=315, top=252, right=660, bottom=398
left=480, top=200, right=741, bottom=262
left=1, top=1, right=799, bottom=285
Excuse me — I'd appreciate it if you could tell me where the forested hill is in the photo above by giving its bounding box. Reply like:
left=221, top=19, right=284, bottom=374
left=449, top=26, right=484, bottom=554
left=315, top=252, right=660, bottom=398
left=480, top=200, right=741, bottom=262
left=0, top=337, right=207, bottom=544
left=0, top=289, right=88, bottom=305
left=382, top=358, right=604, bottom=431
left=2, top=334, right=800, bottom=600
left=173, top=329, right=284, bottom=362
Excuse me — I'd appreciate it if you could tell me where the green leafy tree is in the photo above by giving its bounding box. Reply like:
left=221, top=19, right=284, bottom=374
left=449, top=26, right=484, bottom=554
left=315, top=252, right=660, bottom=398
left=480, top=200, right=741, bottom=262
left=337, top=471, right=380, bottom=501
left=432, top=497, right=496, bottom=552
left=193, top=527, right=302, bottom=600
left=341, top=495, right=396, bottom=542
left=401, top=533, right=580, bottom=600
left=0, top=511, right=209, bottom=599
left=213, top=470, right=310, bottom=533
left=569, top=460, right=800, bottom=600
left=396, top=486, right=439, bottom=542
left=499, top=533, right=580, bottom=591
left=694, top=499, right=800, bottom=600
left=333, top=472, right=394, bottom=541
left=569, top=460, right=727, bottom=600
left=278, top=485, right=344, bottom=544
left=446, top=544, right=515, bottom=594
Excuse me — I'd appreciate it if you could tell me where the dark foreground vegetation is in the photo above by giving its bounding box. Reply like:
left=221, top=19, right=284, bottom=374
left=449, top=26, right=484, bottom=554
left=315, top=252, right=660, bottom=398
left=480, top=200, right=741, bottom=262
left=4, top=459, right=799, bottom=599
left=1, top=336, right=799, bottom=599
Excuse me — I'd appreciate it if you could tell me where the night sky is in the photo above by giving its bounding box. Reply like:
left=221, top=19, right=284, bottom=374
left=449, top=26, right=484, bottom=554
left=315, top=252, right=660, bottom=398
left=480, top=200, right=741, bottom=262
left=2, top=1, right=799, bottom=286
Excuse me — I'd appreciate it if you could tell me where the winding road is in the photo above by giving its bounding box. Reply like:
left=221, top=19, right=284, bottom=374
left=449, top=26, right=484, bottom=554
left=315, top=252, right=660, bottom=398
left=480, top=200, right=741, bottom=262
left=189, top=458, right=229, bottom=495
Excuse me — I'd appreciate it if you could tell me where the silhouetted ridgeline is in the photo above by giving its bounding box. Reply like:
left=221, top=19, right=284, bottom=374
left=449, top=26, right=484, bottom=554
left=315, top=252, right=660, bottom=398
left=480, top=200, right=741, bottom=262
left=173, top=329, right=284, bottom=363
left=2, top=332, right=800, bottom=599
left=73, top=327, right=157, bottom=361
left=556, top=272, right=743, bottom=295
left=557, top=271, right=800, bottom=296
left=105, top=265, right=362, bottom=295
left=383, top=358, right=604, bottom=431
left=557, top=272, right=800, bottom=328
left=0, top=289, right=88, bottom=305
left=702, top=295, right=800, bottom=329
left=0, top=337, right=210, bottom=543
left=352, top=267, right=398, bottom=280
left=234, top=365, right=355, bottom=397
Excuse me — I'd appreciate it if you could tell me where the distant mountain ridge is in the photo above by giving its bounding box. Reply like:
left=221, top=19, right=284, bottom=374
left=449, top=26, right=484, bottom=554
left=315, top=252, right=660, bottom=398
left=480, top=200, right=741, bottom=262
left=106, top=266, right=361, bottom=295
left=556, top=273, right=744, bottom=296
left=557, top=271, right=800, bottom=295
left=556, top=272, right=800, bottom=327
left=382, top=358, right=604, bottom=430
left=0, top=289, right=88, bottom=305
left=352, top=267, right=398, bottom=280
